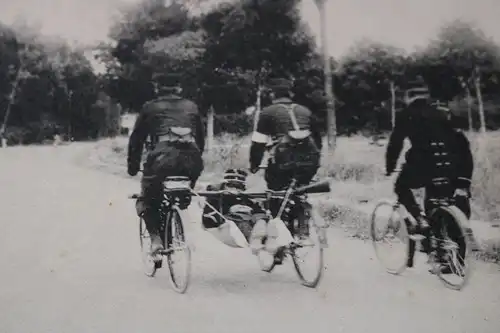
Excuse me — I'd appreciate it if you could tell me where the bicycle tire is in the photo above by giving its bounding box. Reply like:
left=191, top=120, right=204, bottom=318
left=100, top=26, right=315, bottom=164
left=165, top=206, right=192, bottom=294
left=291, top=207, right=324, bottom=288
left=257, top=238, right=278, bottom=273
left=429, top=205, right=472, bottom=291
left=139, top=217, right=158, bottom=277
left=370, top=200, right=410, bottom=275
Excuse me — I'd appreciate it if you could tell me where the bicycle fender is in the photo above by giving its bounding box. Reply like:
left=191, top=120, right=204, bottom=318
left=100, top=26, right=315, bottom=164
left=436, top=205, right=470, bottom=229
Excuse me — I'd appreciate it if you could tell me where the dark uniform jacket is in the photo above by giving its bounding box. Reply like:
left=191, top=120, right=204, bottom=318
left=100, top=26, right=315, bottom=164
left=249, top=97, right=323, bottom=169
left=127, top=94, right=205, bottom=171
left=385, top=100, right=473, bottom=189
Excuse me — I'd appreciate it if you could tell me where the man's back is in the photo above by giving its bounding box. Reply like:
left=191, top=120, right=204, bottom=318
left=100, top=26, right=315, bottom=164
left=141, top=95, right=200, bottom=137
left=259, top=99, right=314, bottom=139
left=129, top=93, right=205, bottom=153
left=386, top=100, right=455, bottom=171
left=128, top=92, right=205, bottom=173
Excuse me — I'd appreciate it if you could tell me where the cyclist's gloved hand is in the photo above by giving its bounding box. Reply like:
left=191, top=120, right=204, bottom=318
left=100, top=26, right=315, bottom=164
left=453, top=188, right=468, bottom=197
left=127, top=163, right=139, bottom=177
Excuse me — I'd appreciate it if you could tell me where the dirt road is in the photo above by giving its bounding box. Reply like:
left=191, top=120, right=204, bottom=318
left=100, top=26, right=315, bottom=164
left=1, top=144, right=499, bottom=333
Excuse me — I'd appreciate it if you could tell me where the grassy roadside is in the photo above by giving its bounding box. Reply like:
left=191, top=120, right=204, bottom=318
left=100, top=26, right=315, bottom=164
left=90, top=132, right=500, bottom=263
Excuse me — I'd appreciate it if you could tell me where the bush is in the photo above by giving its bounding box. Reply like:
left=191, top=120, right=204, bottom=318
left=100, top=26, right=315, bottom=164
left=202, top=134, right=251, bottom=177
left=105, top=131, right=500, bottom=225
left=3, top=121, right=63, bottom=145
left=468, top=132, right=500, bottom=221
left=4, top=126, right=30, bottom=145
left=101, top=131, right=499, bottom=260
left=212, top=113, right=253, bottom=136
left=120, top=127, right=129, bottom=136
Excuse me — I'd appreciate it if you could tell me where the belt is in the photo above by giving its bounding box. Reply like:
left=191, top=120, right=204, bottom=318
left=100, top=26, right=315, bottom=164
left=157, top=134, right=195, bottom=143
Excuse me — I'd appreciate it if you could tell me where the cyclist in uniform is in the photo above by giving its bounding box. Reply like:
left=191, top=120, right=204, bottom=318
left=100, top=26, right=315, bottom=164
left=248, top=76, right=323, bottom=253
left=385, top=77, right=474, bottom=273
left=127, top=73, right=205, bottom=255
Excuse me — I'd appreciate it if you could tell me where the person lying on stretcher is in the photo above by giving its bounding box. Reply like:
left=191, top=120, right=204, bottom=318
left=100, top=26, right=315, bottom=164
left=201, top=168, right=295, bottom=256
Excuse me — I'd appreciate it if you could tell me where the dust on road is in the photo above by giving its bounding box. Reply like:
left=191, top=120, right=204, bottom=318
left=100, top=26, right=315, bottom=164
left=0, top=144, right=499, bottom=333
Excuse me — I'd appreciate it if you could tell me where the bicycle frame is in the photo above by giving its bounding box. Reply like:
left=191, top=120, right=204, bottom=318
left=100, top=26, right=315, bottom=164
left=194, top=178, right=330, bottom=225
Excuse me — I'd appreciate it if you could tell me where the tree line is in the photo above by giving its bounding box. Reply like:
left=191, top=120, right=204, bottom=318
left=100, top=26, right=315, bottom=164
left=98, top=0, right=500, bottom=136
left=2, top=0, right=500, bottom=145
left=0, top=23, right=121, bottom=145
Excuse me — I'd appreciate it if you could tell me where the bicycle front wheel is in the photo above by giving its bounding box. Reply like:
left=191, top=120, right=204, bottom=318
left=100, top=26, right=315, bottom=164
left=429, top=206, right=472, bottom=291
left=370, top=200, right=409, bottom=275
left=165, top=206, right=192, bottom=294
left=139, top=217, right=158, bottom=277
left=291, top=208, right=324, bottom=288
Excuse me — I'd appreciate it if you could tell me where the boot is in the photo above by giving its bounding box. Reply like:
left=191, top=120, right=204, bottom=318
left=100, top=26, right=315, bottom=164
left=406, top=256, right=414, bottom=268
left=416, top=214, right=430, bottom=233
left=150, top=233, right=164, bottom=255
left=143, top=208, right=163, bottom=255
left=249, top=219, right=267, bottom=255
left=296, top=220, right=314, bottom=246
left=429, top=243, right=453, bottom=275
left=420, top=237, right=431, bottom=253
left=429, top=262, right=453, bottom=275
left=292, top=202, right=314, bottom=246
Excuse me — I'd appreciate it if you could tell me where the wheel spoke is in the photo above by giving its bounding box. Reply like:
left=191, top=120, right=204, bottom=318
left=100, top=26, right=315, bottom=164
left=431, top=206, right=471, bottom=290
left=291, top=216, right=324, bottom=288
left=165, top=207, right=191, bottom=294
left=139, top=218, right=157, bottom=277
left=370, top=201, right=409, bottom=275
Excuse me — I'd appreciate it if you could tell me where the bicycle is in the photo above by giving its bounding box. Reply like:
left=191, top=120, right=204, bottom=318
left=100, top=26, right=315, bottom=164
left=195, top=173, right=331, bottom=288
left=370, top=169, right=478, bottom=291
left=129, top=173, right=192, bottom=294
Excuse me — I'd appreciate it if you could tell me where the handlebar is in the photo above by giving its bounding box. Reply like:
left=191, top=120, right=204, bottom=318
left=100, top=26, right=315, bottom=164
left=129, top=179, right=330, bottom=200
left=249, top=165, right=267, bottom=173
left=195, top=189, right=284, bottom=200
left=128, top=189, right=278, bottom=200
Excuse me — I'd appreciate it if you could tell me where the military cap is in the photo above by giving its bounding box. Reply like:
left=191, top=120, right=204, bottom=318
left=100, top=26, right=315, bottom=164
left=152, top=72, right=182, bottom=88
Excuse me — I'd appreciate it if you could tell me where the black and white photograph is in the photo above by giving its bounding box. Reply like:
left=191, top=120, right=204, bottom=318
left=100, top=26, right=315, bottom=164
left=0, top=0, right=499, bottom=332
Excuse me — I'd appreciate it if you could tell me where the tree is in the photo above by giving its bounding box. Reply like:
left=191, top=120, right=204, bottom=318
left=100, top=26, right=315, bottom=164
left=417, top=19, right=500, bottom=132
left=0, top=22, right=117, bottom=145
left=143, top=29, right=206, bottom=100
left=199, top=0, right=318, bottom=114
left=0, top=23, right=20, bottom=125
left=98, top=0, right=202, bottom=111
left=337, top=40, right=407, bottom=133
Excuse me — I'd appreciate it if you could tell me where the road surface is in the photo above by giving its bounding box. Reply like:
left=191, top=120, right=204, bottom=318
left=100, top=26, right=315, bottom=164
left=1, top=144, right=499, bottom=333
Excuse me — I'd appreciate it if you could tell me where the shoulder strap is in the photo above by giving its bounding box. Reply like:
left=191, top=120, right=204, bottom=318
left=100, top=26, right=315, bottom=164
left=279, top=103, right=300, bottom=131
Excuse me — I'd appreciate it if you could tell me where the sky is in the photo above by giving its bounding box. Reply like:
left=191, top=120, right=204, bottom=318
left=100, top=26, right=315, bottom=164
left=1, top=0, right=499, bottom=70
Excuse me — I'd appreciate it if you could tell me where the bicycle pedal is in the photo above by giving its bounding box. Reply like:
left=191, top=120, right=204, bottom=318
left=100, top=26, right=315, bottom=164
left=273, top=248, right=286, bottom=265
left=154, top=260, right=163, bottom=269
left=428, top=267, right=438, bottom=275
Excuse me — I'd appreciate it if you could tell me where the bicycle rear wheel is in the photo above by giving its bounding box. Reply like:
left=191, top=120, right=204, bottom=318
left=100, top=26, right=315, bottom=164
left=165, top=207, right=192, bottom=294
left=139, top=217, right=158, bottom=277
left=257, top=238, right=278, bottom=272
left=291, top=209, right=324, bottom=288
left=370, top=200, right=409, bottom=275
left=429, top=206, right=472, bottom=291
